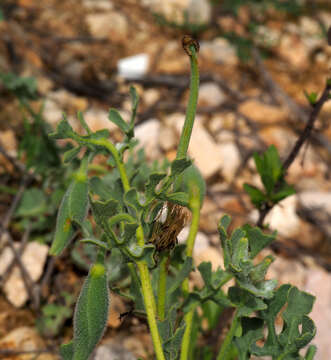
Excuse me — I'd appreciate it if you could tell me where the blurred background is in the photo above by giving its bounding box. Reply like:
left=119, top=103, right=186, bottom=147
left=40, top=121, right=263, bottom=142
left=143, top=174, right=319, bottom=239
left=0, top=0, right=331, bottom=359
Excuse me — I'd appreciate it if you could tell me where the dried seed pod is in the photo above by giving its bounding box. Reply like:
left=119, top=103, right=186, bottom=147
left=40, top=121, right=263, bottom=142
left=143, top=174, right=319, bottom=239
left=149, top=202, right=190, bottom=252
left=182, top=35, right=200, bottom=56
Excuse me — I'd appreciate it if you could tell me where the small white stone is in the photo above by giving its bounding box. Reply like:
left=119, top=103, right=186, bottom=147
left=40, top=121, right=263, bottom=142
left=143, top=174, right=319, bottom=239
left=117, top=54, right=150, bottom=79
left=134, top=119, right=161, bottom=159
left=187, top=0, right=211, bottom=24
left=86, top=12, right=128, bottom=40
left=262, top=196, right=301, bottom=237
left=198, top=82, right=226, bottom=107
left=200, top=38, right=238, bottom=65
left=218, top=142, right=241, bottom=182
left=158, top=126, right=176, bottom=151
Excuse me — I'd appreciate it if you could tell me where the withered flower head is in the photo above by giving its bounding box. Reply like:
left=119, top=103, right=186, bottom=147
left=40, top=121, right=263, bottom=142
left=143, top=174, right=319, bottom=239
left=149, top=202, right=190, bottom=252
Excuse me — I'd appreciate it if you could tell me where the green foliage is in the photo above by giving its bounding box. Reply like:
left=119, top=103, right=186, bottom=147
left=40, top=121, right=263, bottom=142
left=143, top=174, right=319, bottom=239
left=0, top=72, right=38, bottom=101
left=47, top=47, right=317, bottom=360
left=244, top=145, right=295, bottom=209
left=36, top=292, right=74, bottom=337
left=61, top=255, right=110, bottom=360
left=304, top=90, right=318, bottom=106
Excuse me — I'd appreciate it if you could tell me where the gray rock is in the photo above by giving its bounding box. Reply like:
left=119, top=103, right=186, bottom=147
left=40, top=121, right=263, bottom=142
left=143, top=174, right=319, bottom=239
left=94, top=343, right=136, bottom=360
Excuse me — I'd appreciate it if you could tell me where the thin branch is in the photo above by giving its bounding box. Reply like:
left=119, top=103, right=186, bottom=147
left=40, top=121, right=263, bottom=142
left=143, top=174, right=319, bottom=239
left=257, top=81, right=331, bottom=227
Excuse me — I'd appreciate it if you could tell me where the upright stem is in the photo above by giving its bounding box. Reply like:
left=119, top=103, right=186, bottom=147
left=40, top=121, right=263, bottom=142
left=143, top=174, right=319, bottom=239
left=176, top=43, right=200, bottom=160
left=136, top=221, right=165, bottom=360
left=180, top=185, right=201, bottom=360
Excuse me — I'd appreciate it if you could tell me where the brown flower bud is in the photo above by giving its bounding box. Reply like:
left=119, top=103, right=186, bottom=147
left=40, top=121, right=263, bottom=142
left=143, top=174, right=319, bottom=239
left=182, top=35, right=200, bottom=56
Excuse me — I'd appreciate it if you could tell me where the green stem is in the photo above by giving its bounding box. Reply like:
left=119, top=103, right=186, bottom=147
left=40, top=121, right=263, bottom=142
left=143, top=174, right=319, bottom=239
left=136, top=224, right=165, bottom=360
left=180, top=185, right=201, bottom=360
left=90, top=138, right=130, bottom=192
left=216, top=310, right=239, bottom=360
left=157, top=254, right=168, bottom=321
left=137, top=261, right=165, bottom=360
left=180, top=309, right=195, bottom=360
left=176, top=45, right=199, bottom=160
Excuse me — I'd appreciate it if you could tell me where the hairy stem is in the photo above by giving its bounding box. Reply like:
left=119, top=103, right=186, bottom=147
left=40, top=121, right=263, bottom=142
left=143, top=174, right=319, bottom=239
left=136, top=223, right=165, bottom=360
left=176, top=44, right=200, bottom=160
left=137, top=261, right=165, bottom=360
left=180, top=185, right=201, bottom=360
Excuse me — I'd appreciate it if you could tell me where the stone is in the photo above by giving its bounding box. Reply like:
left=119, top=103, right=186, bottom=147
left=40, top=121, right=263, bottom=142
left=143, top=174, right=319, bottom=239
left=3, top=242, right=49, bottom=307
left=198, top=82, right=226, bottom=107
left=158, top=126, right=176, bottom=151
left=0, top=326, right=57, bottom=360
left=134, top=119, right=161, bottom=159
left=142, top=0, right=189, bottom=23
left=143, top=88, right=160, bottom=106
left=304, top=268, right=331, bottom=360
left=250, top=196, right=301, bottom=238
left=82, top=108, right=117, bottom=133
left=266, top=253, right=306, bottom=289
left=299, top=191, right=331, bottom=213
left=117, top=54, right=149, bottom=79
left=170, top=114, right=223, bottom=178
left=218, top=142, right=241, bottom=182
left=200, top=38, right=238, bottom=65
left=107, top=293, right=126, bottom=329
left=187, top=0, right=211, bottom=25
left=278, top=34, right=308, bottom=69
left=239, top=100, right=287, bottom=124
left=86, top=12, right=128, bottom=42
left=83, top=0, right=113, bottom=10
left=0, top=129, right=17, bottom=157
left=95, top=343, right=136, bottom=360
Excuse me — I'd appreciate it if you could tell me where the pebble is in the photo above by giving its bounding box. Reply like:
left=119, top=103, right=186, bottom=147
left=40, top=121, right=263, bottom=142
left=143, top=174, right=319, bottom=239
left=2, top=242, right=49, bottom=307
left=117, top=54, right=150, bottom=79
left=198, top=82, right=226, bottom=107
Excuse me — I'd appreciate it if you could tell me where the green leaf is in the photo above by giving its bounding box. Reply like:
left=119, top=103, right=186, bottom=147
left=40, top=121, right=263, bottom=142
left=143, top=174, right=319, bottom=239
left=60, top=342, right=74, bottom=360
left=77, top=111, right=92, bottom=135
left=63, top=147, right=81, bottom=164
left=69, top=176, right=89, bottom=225
left=234, top=317, right=264, bottom=360
left=80, top=237, right=109, bottom=250
left=49, top=117, right=74, bottom=140
left=228, top=287, right=267, bottom=317
left=242, top=224, right=276, bottom=259
left=175, top=164, right=206, bottom=206
left=108, top=109, right=130, bottom=134
left=0, top=72, right=38, bottom=100
left=167, top=257, right=192, bottom=296
left=145, top=172, right=167, bottom=201
left=130, top=86, right=139, bottom=116
left=270, top=182, right=295, bottom=203
left=243, top=183, right=266, bottom=208
left=164, top=192, right=189, bottom=206
left=50, top=186, right=76, bottom=256
left=171, top=158, right=192, bottom=177
left=304, top=90, right=318, bottom=106
left=129, top=86, right=139, bottom=132
left=164, top=323, right=186, bottom=360
left=16, top=188, right=47, bottom=217
left=253, top=145, right=283, bottom=195
left=72, top=259, right=110, bottom=360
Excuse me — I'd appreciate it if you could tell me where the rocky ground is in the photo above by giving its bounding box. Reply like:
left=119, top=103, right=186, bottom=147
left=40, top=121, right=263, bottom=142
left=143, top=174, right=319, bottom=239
left=1, top=1, right=331, bottom=359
